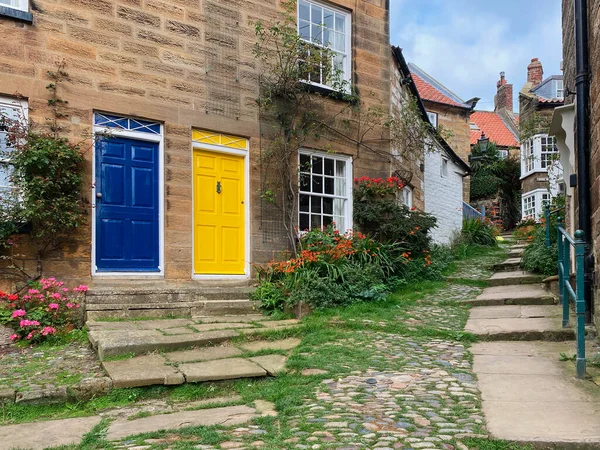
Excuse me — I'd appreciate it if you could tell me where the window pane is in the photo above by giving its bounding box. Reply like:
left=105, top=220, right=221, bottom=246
left=312, top=176, right=323, bottom=193
left=299, top=1, right=310, bottom=21
left=311, top=196, right=322, bottom=213
left=299, top=194, right=310, bottom=212
left=311, top=23, right=323, bottom=43
left=299, top=213, right=310, bottom=231
left=335, top=14, right=344, bottom=32
left=323, top=215, right=333, bottom=226
left=323, top=197, right=333, bottom=214
left=335, top=177, right=346, bottom=196
left=300, top=153, right=311, bottom=172
left=335, top=160, right=346, bottom=177
left=312, top=156, right=322, bottom=174
left=299, top=19, right=310, bottom=39
left=324, top=158, right=334, bottom=176
left=300, top=173, right=310, bottom=192
left=324, top=10, right=334, bottom=29
left=324, top=177, right=334, bottom=194
left=0, top=164, right=12, bottom=188
left=311, top=214, right=321, bottom=229
left=333, top=32, right=345, bottom=52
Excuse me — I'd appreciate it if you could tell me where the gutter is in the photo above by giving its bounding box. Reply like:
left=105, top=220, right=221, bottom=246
left=574, top=0, right=593, bottom=320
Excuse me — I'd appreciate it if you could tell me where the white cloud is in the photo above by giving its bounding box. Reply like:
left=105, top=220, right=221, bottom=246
left=390, top=0, right=562, bottom=112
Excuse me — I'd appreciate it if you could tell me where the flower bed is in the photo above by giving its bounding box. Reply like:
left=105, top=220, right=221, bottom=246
left=0, top=278, right=87, bottom=344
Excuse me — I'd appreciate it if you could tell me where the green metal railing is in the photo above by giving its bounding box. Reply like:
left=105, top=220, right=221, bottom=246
left=545, top=205, right=587, bottom=379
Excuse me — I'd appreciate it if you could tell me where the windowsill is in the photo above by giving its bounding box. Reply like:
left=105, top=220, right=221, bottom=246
left=0, top=6, right=33, bottom=23
left=302, top=81, right=354, bottom=102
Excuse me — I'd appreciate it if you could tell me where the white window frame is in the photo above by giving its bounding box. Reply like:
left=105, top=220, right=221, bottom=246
left=522, top=189, right=553, bottom=220
left=540, top=135, right=558, bottom=169
left=298, top=149, right=353, bottom=233
left=499, top=149, right=509, bottom=159
left=401, top=185, right=413, bottom=208
left=0, top=96, right=28, bottom=195
left=0, top=0, right=28, bottom=12
left=556, top=79, right=564, bottom=99
left=441, top=157, right=449, bottom=177
left=521, top=134, right=560, bottom=178
left=297, top=0, right=352, bottom=90
left=427, top=111, right=438, bottom=128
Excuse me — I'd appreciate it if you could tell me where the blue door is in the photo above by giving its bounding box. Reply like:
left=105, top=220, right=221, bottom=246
left=95, top=136, right=160, bottom=272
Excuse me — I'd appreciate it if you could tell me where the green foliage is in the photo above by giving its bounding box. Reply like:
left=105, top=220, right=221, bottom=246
left=522, top=225, right=558, bottom=276
left=469, top=142, right=521, bottom=229
left=11, top=132, right=87, bottom=252
left=353, top=176, right=437, bottom=257
left=459, top=218, right=498, bottom=247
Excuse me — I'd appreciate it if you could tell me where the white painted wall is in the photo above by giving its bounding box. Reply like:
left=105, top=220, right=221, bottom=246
left=424, top=145, right=465, bottom=245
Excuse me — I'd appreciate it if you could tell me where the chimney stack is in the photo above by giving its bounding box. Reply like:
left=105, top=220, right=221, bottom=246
left=494, top=71, right=513, bottom=112
left=527, top=58, right=544, bottom=86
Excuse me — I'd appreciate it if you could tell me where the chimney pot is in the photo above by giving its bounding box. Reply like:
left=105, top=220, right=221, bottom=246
left=494, top=71, right=513, bottom=112
left=527, top=58, right=544, bottom=86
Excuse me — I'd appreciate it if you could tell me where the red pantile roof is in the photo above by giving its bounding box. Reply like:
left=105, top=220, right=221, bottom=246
left=470, top=111, right=519, bottom=148
left=537, top=97, right=564, bottom=104
left=411, top=72, right=465, bottom=108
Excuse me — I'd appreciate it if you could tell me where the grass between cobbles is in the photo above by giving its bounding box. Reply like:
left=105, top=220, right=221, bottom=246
left=3, top=243, right=512, bottom=450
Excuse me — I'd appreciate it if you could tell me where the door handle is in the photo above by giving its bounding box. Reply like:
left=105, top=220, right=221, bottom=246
left=96, top=192, right=102, bottom=200
left=216, top=181, right=222, bottom=194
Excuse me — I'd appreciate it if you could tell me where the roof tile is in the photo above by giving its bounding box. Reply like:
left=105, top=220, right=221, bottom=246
left=469, top=111, right=519, bottom=148
left=411, top=72, right=464, bottom=108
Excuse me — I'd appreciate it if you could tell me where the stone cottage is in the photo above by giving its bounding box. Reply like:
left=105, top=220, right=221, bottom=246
left=391, top=47, right=470, bottom=245
left=519, top=58, right=565, bottom=219
left=0, top=0, right=398, bottom=308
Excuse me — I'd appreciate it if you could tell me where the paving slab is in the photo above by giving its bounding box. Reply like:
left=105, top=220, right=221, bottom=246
left=467, top=284, right=555, bottom=306
left=0, top=416, right=102, bottom=450
left=192, top=322, right=256, bottom=332
left=106, top=405, right=258, bottom=440
left=258, top=319, right=300, bottom=328
left=161, top=326, right=196, bottom=335
left=180, top=357, right=267, bottom=382
left=95, top=329, right=240, bottom=359
left=135, top=318, right=197, bottom=329
left=493, top=258, right=522, bottom=271
left=238, top=338, right=301, bottom=352
left=465, top=314, right=574, bottom=341
left=473, top=341, right=600, bottom=444
left=249, top=355, right=288, bottom=375
left=102, top=354, right=184, bottom=388
left=164, top=345, right=243, bottom=363
left=488, top=271, right=545, bottom=287
left=469, top=305, right=561, bottom=320
left=194, top=315, right=267, bottom=323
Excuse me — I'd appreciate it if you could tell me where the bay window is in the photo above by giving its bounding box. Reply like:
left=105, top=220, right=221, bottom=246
left=0, top=96, right=27, bottom=195
left=521, top=134, right=561, bottom=177
left=298, top=150, right=352, bottom=232
left=521, top=189, right=552, bottom=220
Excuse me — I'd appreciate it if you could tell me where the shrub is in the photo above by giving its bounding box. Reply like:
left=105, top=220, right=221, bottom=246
left=460, top=218, right=498, bottom=247
left=353, top=176, right=437, bottom=257
left=254, top=226, right=403, bottom=311
left=522, top=224, right=558, bottom=276
left=0, top=278, right=87, bottom=344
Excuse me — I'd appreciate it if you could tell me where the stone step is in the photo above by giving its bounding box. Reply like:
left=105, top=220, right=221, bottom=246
left=101, top=338, right=299, bottom=388
left=85, top=286, right=254, bottom=304
left=511, top=244, right=528, bottom=250
left=493, top=258, right=522, bottom=272
left=88, top=318, right=301, bottom=359
left=508, top=248, right=524, bottom=258
left=488, top=271, right=545, bottom=287
left=85, top=299, right=257, bottom=321
left=465, top=305, right=575, bottom=341
left=464, top=284, right=556, bottom=306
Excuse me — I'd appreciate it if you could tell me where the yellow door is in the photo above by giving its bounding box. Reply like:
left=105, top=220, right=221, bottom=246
left=193, top=149, right=245, bottom=274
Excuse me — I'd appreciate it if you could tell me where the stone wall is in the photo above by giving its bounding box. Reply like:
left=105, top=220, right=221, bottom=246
left=0, top=0, right=393, bottom=287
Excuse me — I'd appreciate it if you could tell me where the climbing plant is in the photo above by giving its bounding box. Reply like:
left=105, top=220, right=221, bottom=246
left=253, top=0, right=450, bottom=253
left=0, top=64, right=87, bottom=286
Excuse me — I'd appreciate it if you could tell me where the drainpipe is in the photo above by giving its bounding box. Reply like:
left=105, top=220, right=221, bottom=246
left=574, top=0, right=593, bottom=321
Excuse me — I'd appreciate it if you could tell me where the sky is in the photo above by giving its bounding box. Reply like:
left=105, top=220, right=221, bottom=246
left=389, top=0, right=563, bottom=112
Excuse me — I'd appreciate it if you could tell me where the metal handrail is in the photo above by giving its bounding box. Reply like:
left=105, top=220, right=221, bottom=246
left=553, top=212, right=587, bottom=379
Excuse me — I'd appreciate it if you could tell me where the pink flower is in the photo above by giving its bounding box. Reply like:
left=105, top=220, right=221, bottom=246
left=73, top=285, right=89, bottom=293
left=48, top=303, right=59, bottom=310
left=9, top=334, right=18, bottom=341
left=19, top=319, right=40, bottom=328
left=66, top=303, right=74, bottom=308
left=26, top=331, right=35, bottom=340
left=28, top=289, right=40, bottom=295
left=23, top=295, right=31, bottom=300
left=11, top=309, right=26, bottom=318
left=41, top=326, right=56, bottom=336
left=62, top=288, right=69, bottom=292
left=51, top=293, right=61, bottom=299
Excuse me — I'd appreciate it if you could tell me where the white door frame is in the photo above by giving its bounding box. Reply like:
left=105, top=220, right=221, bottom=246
left=91, top=123, right=165, bottom=278
left=191, top=141, right=250, bottom=280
